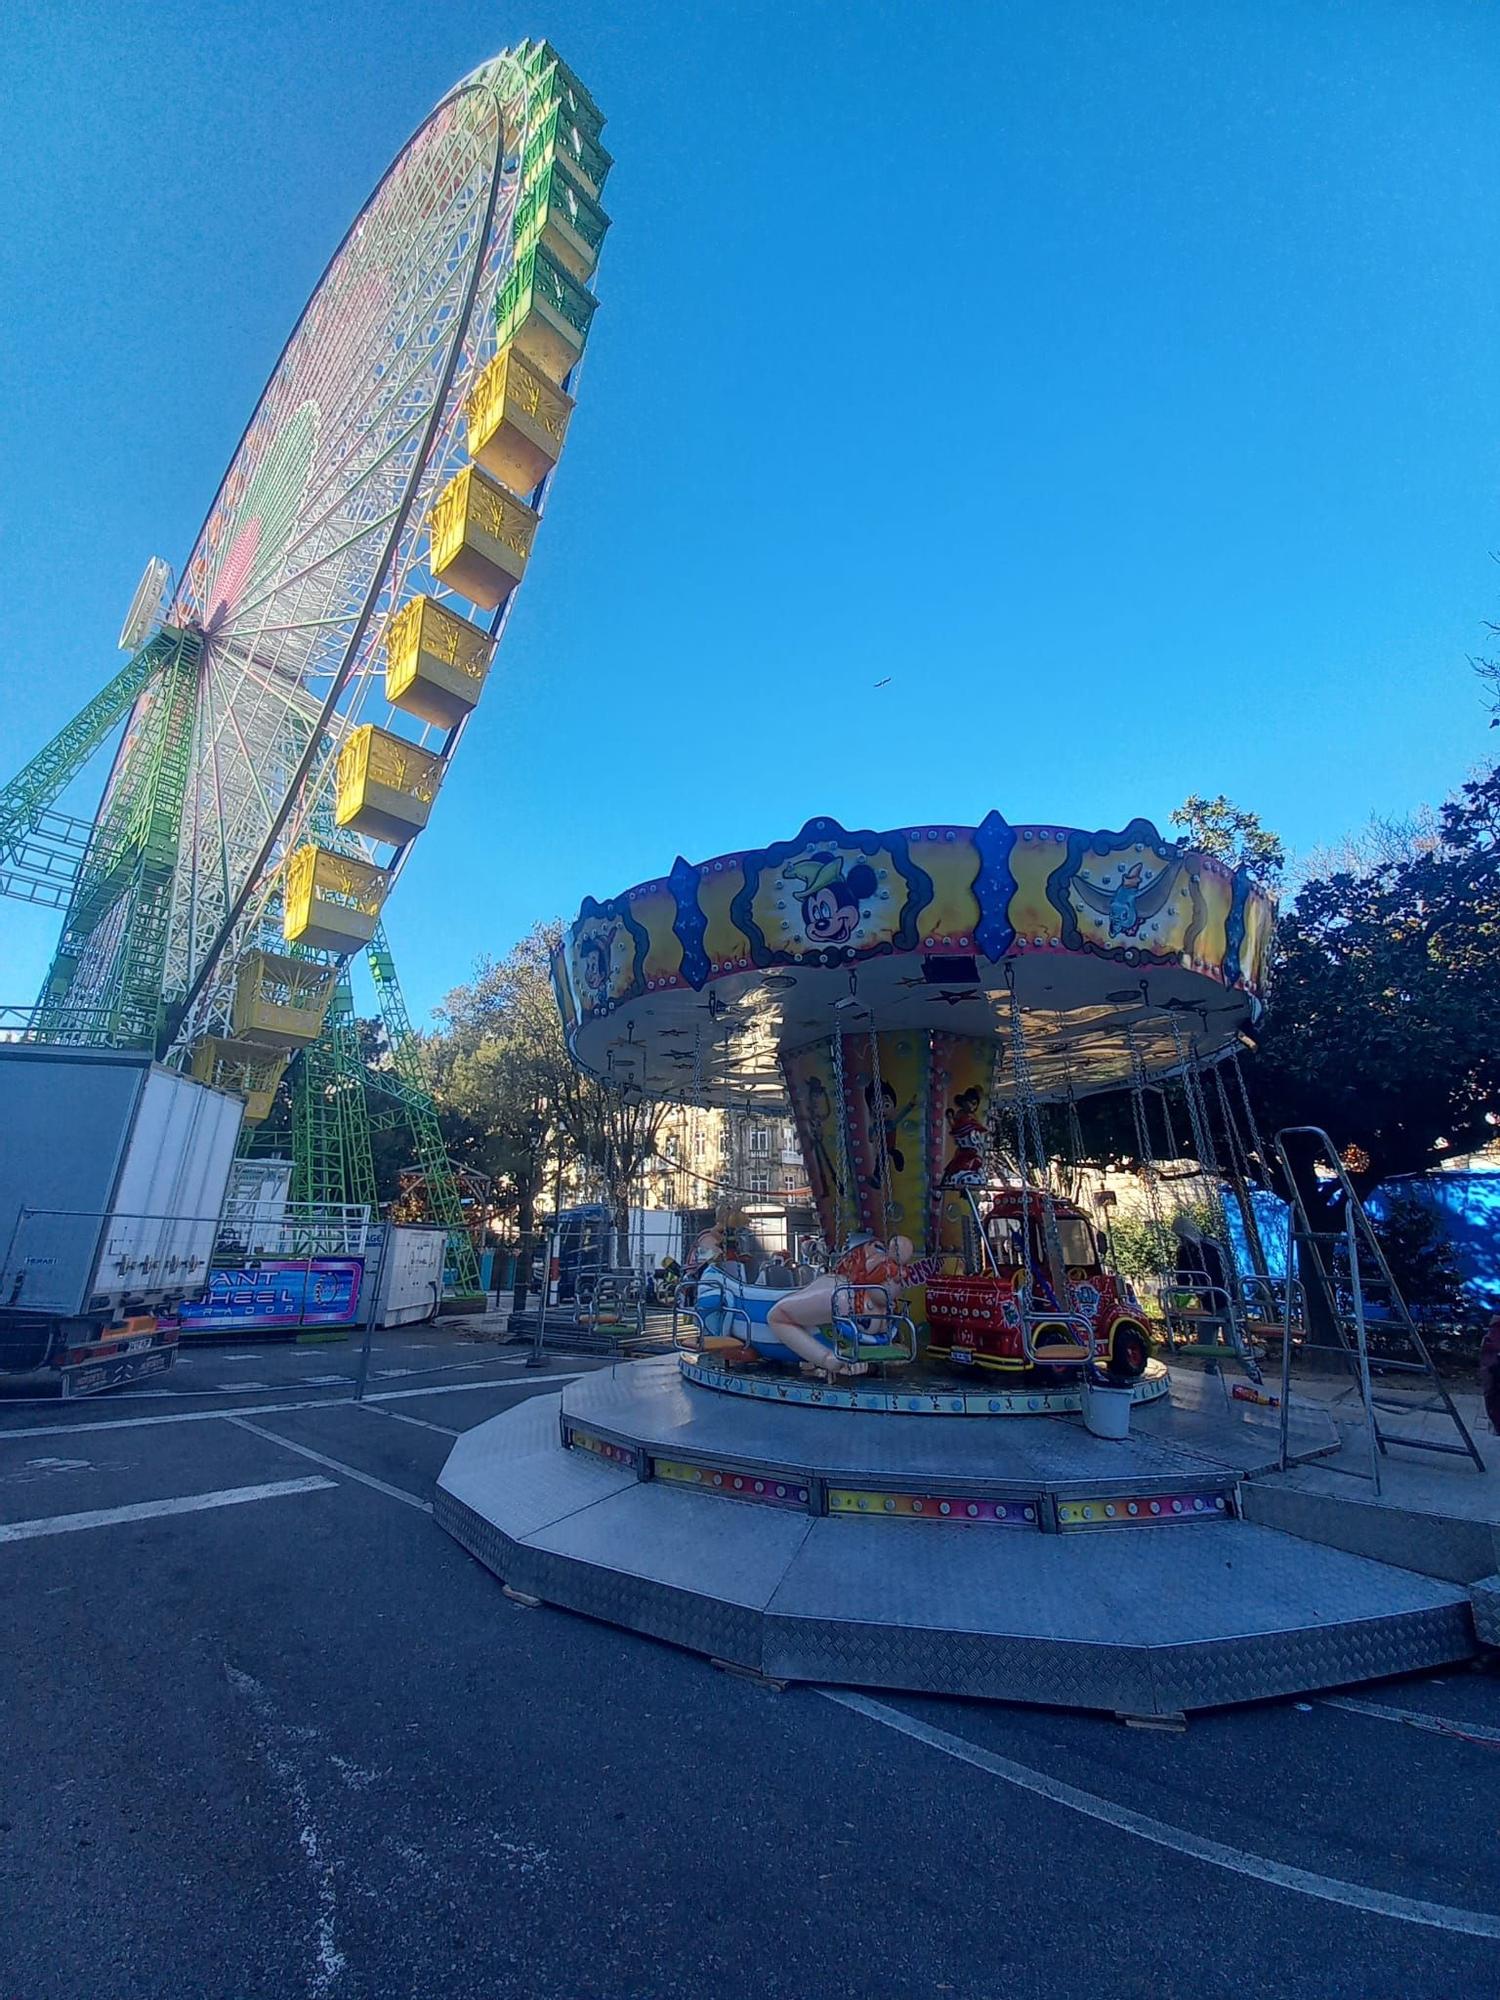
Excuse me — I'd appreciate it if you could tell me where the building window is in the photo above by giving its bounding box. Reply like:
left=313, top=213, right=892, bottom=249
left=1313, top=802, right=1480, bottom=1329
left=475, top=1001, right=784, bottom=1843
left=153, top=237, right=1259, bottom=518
left=748, top=1168, right=770, bottom=1193
left=749, top=1126, right=770, bottom=1157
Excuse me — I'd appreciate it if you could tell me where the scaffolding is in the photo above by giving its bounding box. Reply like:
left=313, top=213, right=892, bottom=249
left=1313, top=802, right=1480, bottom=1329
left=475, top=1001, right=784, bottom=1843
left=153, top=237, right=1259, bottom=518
left=367, top=923, right=483, bottom=1300
left=291, top=968, right=378, bottom=1217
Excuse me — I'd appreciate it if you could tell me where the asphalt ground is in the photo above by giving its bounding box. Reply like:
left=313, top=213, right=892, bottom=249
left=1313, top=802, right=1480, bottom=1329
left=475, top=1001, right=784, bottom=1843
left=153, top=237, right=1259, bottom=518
left=3, top=1328, right=1499, bottom=2000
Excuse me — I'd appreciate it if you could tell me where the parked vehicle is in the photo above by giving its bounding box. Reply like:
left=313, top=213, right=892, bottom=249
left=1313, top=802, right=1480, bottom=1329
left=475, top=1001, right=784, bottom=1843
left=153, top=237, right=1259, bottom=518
left=0, top=1047, right=243, bottom=1395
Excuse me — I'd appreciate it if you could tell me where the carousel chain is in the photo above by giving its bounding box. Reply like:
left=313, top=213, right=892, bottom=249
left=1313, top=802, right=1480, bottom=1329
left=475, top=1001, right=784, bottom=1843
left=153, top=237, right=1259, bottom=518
left=1229, top=1042, right=1272, bottom=1176
left=1157, top=1066, right=1184, bottom=1163
left=1124, top=1024, right=1169, bottom=1244
left=867, top=1016, right=897, bottom=1219
left=987, top=1039, right=1009, bottom=1181
left=1170, top=1018, right=1262, bottom=1381
left=830, top=1028, right=855, bottom=1251
left=1004, top=980, right=1073, bottom=1313
left=1064, top=1088, right=1088, bottom=1207
left=1213, top=1056, right=1270, bottom=1278
left=1169, top=1017, right=1231, bottom=1241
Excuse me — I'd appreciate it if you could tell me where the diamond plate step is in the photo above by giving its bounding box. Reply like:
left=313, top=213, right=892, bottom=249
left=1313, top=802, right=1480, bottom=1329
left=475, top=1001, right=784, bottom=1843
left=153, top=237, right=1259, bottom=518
left=436, top=1391, right=1476, bottom=1715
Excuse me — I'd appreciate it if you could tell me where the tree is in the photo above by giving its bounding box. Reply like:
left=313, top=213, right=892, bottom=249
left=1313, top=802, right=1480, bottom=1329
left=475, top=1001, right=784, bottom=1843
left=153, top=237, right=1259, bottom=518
left=427, top=921, right=669, bottom=1259
left=1250, top=762, right=1500, bottom=1190
left=1169, top=793, right=1286, bottom=887
left=1468, top=580, right=1500, bottom=726
left=1368, top=1189, right=1467, bottom=1315
left=427, top=926, right=562, bottom=1239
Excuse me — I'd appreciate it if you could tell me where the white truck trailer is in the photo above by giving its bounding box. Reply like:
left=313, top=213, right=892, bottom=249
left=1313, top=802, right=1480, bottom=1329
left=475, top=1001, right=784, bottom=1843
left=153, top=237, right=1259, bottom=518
left=0, top=1046, right=244, bottom=1395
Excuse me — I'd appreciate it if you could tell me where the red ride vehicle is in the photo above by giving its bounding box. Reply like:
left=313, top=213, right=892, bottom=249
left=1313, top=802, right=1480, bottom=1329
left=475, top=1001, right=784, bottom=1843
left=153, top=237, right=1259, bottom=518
left=924, top=1185, right=1152, bottom=1382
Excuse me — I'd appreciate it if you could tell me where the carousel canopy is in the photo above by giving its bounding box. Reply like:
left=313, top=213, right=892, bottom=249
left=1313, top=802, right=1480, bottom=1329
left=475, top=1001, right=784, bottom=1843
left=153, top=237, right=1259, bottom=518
left=552, top=813, right=1275, bottom=1109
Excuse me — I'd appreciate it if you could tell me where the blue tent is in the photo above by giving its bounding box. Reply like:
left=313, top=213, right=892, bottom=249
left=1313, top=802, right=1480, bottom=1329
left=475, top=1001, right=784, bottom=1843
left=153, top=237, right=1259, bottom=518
left=1366, top=1172, right=1500, bottom=1306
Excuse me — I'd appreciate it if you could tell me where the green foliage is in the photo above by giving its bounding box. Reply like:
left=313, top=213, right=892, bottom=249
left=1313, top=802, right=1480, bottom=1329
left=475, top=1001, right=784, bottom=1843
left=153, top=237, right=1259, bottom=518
left=1106, top=1213, right=1177, bottom=1283
left=1369, top=1189, right=1468, bottom=1312
left=1169, top=794, right=1286, bottom=887
left=1251, top=763, right=1500, bottom=1183
left=1105, top=1200, right=1219, bottom=1284
left=426, top=921, right=668, bottom=1246
left=424, top=925, right=563, bottom=1235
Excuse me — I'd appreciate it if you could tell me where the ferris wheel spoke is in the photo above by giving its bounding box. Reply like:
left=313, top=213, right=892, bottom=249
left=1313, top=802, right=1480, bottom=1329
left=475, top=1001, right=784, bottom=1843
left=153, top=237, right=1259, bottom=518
left=194, top=176, right=497, bottom=649
left=245, top=266, right=485, bottom=602
left=200, top=634, right=322, bottom=795
left=275, top=326, right=469, bottom=561
left=280, top=186, right=503, bottom=529
left=205, top=653, right=279, bottom=835
left=252, top=174, right=495, bottom=553
left=218, top=422, right=428, bottom=637
left=221, top=503, right=404, bottom=637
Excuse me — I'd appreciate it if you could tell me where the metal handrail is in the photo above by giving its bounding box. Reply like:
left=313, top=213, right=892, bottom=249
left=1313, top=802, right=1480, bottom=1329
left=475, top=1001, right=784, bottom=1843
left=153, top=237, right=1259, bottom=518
left=1272, top=1125, right=1482, bottom=1477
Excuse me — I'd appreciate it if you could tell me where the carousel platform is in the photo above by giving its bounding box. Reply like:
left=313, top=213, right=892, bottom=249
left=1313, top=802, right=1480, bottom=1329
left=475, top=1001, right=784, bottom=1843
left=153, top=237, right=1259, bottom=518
left=435, top=1356, right=1477, bottom=1716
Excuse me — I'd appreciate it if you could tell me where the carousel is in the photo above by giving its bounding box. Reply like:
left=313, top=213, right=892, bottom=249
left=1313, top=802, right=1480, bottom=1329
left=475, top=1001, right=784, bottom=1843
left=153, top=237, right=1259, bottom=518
left=437, top=814, right=1474, bottom=1715
left=555, top=810, right=1272, bottom=1410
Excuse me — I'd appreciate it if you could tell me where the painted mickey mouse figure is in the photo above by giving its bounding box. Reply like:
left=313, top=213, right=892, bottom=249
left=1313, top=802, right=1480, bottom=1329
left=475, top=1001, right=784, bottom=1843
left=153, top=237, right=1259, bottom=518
left=786, top=853, right=878, bottom=946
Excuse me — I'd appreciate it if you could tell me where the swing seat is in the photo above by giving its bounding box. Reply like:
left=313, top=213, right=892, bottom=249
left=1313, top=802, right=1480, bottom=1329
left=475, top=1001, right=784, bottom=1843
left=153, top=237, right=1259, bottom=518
left=675, top=1309, right=749, bottom=1357
left=827, top=1301, right=919, bottom=1368
left=828, top=1283, right=918, bottom=1367
left=830, top=1332, right=915, bottom=1366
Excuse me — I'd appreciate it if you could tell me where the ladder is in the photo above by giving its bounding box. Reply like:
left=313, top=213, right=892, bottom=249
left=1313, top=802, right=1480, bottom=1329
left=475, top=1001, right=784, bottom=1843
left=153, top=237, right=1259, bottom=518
left=1273, top=1127, right=1482, bottom=1486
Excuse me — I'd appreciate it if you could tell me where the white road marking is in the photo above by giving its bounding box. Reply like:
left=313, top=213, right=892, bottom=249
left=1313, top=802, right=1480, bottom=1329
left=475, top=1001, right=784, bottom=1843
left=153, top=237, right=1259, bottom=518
left=0, top=1372, right=586, bottom=1439
left=226, top=1416, right=433, bottom=1512
left=365, top=1372, right=583, bottom=1405
left=1321, top=1694, right=1500, bottom=1749
left=355, top=1405, right=458, bottom=1438
left=0, top=1477, right=335, bottom=1544
left=226, top=1665, right=346, bottom=1996
left=823, top=1690, right=1500, bottom=1940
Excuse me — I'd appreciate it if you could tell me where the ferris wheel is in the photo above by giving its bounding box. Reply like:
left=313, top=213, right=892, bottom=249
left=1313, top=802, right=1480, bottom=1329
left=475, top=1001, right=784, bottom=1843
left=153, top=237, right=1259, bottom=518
left=3, top=41, right=610, bottom=1121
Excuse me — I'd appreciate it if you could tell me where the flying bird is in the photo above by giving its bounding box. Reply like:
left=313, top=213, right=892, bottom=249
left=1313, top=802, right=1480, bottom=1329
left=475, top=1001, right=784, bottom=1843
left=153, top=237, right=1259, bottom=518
left=873, top=676, right=892, bottom=688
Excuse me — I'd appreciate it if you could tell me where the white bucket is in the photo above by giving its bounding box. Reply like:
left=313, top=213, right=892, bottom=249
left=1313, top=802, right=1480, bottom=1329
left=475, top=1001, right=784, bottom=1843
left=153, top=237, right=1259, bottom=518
left=1082, top=1381, right=1132, bottom=1440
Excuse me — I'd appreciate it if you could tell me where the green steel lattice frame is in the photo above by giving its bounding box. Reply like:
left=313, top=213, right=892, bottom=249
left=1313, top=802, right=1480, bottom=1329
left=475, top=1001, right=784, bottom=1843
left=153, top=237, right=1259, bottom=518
left=367, top=923, right=483, bottom=1298
left=36, top=630, right=201, bottom=1048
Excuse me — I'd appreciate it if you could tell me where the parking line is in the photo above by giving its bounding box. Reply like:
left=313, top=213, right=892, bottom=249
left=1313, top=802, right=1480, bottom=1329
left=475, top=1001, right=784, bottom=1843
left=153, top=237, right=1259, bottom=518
left=0, top=1373, right=586, bottom=1440
left=1320, top=1695, right=1500, bottom=1750
left=364, top=1372, right=582, bottom=1405
left=225, top=1416, right=433, bottom=1513
left=356, top=1405, right=458, bottom=1438
left=0, top=1477, right=335, bottom=1544
left=823, top=1689, right=1500, bottom=1941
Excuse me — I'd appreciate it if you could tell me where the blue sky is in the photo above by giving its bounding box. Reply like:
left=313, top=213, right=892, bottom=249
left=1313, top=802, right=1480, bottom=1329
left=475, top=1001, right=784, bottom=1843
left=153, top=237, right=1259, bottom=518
left=3, top=0, right=1498, bottom=1023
